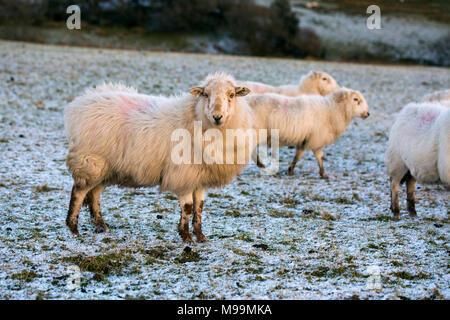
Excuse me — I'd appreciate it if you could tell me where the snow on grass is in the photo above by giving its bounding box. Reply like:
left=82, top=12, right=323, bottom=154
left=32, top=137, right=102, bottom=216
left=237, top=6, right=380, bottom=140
left=0, top=41, right=448, bottom=300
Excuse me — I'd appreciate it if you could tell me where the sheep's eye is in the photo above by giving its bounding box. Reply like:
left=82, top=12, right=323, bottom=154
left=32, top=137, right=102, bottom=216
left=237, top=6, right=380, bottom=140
left=353, top=98, right=358, bottom=102
left=229, top=93, right=235, bottom=99
left=322, top=77, right=327, bottom=81
left=203, top=92, right=208, bottom=98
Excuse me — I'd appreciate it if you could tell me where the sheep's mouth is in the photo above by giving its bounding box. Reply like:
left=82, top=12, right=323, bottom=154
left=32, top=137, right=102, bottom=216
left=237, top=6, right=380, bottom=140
left=211, top=118, right=224, bottom=126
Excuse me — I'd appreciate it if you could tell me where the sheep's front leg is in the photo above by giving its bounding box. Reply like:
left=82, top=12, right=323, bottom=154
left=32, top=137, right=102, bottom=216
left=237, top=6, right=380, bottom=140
left=405, top=173, right=417, bottom=217
left=85, top=184, right=108, bottom=233
left=193, top=189, right=208, bottom=242
left=288, top=146, right=305, bottom=176
left=66, top=184, right=91, bottom=236
left=389, top=177, right=401, bottom=218
left=313, top=149, right=328, bottom=179
left=178, top=193, right=194, bottom=243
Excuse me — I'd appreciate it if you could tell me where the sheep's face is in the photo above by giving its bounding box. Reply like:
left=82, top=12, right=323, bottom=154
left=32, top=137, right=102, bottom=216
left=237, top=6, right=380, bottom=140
left=305, top=71, right=340, bottom=95
left=190, top=79, right=250, bottom=127
left=316, top=72, right=340, bottom=96
left=334, top=89, right=370, bottom=119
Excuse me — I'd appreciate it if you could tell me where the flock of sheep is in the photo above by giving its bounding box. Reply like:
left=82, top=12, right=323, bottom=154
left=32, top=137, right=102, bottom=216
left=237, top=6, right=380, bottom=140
left=64, top=71, right=449, bottom=243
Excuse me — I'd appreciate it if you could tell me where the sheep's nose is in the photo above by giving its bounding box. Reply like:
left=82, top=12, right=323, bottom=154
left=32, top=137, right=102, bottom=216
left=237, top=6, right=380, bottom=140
left=367, top=112, right=370, bottom=117
left=213, top=115, right=223, bottom=124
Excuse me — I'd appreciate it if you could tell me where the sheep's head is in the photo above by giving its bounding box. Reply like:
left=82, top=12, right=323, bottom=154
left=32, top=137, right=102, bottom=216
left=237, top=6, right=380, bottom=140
left=190, top=73, right=250, bottom=127
left=422, top=89, right=450, bottom=103
left=302, top=71, right=340, bottom=96
left=332, top=88, right=370, bottom=119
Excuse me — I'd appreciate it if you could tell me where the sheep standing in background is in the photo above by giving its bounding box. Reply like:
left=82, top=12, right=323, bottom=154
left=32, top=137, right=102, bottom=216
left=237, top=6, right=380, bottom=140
left=64, top=73, right=252, bottom=242
left=246, top=88, right=370, bottom=178
left=386, top=102, right=450, bottom=217
left=239, top=71, right=340, bottom=97
left=422, top=89, right=450, bottom=103
left=243, top=71, right=340, bottom=168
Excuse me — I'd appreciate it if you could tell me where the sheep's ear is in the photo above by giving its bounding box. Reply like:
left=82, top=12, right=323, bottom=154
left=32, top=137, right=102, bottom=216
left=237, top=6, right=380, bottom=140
left=235, top=87, right=251, bottom=97
left=311, top=71, right=319, bottom=78
left=334, top=90, right=349, bottom=103
left=190, top=86, right=204, bottom=97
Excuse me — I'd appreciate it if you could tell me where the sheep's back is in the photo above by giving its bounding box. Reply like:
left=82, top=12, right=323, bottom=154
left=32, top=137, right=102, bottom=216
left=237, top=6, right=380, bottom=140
left=422, top=89, right=450, bottom=103
left=64, top=90, right=184, bottom=185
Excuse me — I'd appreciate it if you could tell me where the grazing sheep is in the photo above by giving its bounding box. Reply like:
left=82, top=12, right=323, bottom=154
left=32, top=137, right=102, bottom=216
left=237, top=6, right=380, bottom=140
left=239, top=71, right=340, bottom=97
left=64, top=73, right=252, bottom=242
left=386, top=101, right=450, bottom=217
left=422, top=89, right=450, bottom=103
left=246, top=88, right=370, bottom=178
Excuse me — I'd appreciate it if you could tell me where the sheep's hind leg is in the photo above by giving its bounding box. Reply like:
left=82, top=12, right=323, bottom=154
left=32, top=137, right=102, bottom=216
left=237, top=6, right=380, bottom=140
left=178, top=193, right=194, bottom=243
left=404, top=172, right=417, bottom=217
left=313, top=149, right=328, bottom=179
left=389, top=176, right=402, bottom=218
left=256, top=155, right=265, bottom=168
left=253, top=145, right=265, bottom=168
left=193, top=189, right=208, bottom=243
left=66, top=184, right=91, bottom=235
left=288, top=146, right=305, bottom=176
left=86, top=184, right=108, bottom=232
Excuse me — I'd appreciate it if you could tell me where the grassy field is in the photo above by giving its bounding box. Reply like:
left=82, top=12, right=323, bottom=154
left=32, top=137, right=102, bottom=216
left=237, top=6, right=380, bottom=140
left=0, top=41, right=448, bottom=299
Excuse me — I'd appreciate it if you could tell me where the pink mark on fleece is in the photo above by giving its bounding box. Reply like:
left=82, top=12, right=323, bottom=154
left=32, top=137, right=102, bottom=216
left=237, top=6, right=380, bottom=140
left=419, top=110, right=438, bottom=128
left=282, top=98, right=290, bottom=112
left=120, top=96, right=137, bottom=115
left=254, top=84, right=271, bottom=93
left=275, top=97, right=290, bottom=112
left=120, top=96, right=155, bottom=116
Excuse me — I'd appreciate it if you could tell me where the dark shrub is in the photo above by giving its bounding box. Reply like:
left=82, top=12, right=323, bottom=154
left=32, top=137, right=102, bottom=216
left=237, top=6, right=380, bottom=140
left=431, top=33, right=450, bottom=67
left=0, top=0, right=47, bottom=26
left=150, top=0, right=224, bottom=32
left=226, top=0, right=322, bottom=58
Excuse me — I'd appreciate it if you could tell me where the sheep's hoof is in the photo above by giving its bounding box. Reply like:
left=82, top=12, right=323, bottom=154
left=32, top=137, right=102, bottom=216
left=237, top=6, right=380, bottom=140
left=94, top=223, right=109, bottom=233
left=320, top=174, right=329, bottom=179
left=256, top=157, right=265, bottom=168
left=391, top=210, right=401, bottom=218
left=195, top=233, right=209, bottom=243
left=390, top=204, right=401, bottom=218
left=66, top=221, right=80, bottom=236
left=287, top=167, right=295, bottom=176
left=181, top=233, right=194, bottom=243
left=68, top=226, right=80, bottom=236
left=408, top=210, right=417, bottom=218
